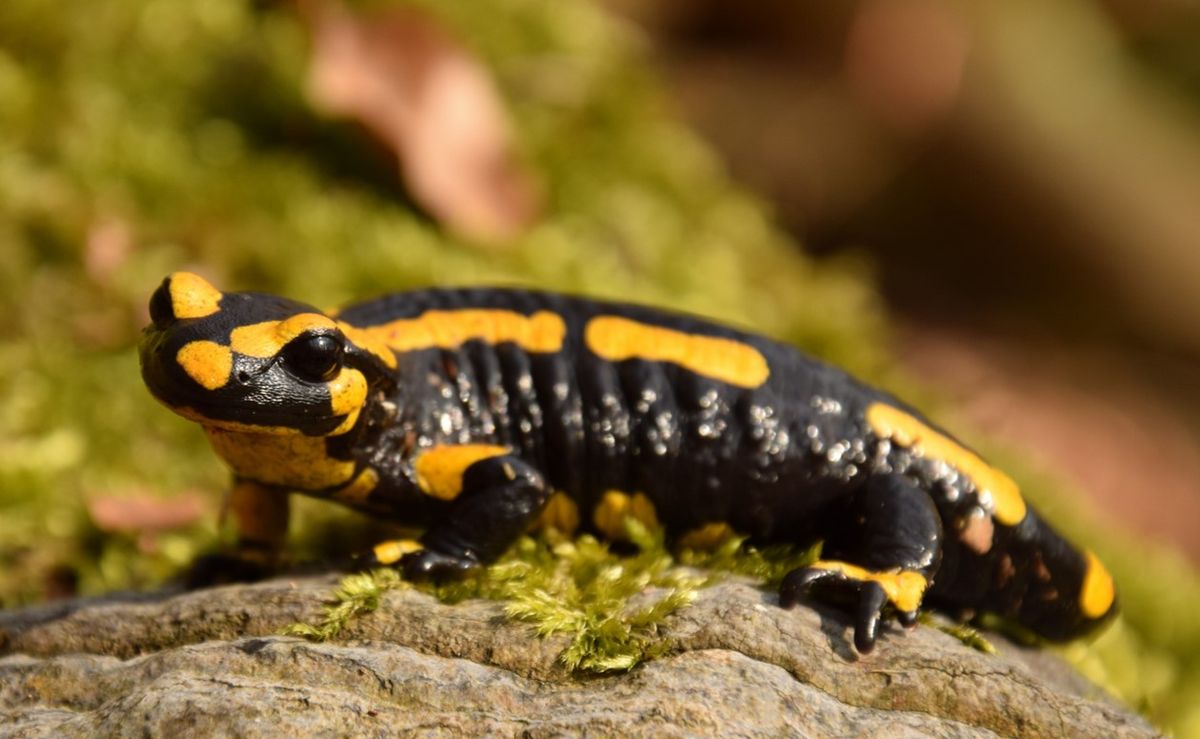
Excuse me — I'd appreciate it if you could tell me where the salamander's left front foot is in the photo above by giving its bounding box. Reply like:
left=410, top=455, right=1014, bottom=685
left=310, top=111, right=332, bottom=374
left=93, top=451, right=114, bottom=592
left=399, top=548, right=481, bottom=581
left=350, top=539, right=480, bottom=580
left=779, top=562, right=926, bottom=654
left=352, top=449, right=550, bottom=583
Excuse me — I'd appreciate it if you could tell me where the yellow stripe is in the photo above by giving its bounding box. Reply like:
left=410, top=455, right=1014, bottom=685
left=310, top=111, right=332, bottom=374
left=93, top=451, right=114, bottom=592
left=233, top=308, right=564, bottom=368
left=169, top=272, right=222, bottom=319
left=176, top=340, right=232, bottom=390
left=413, top=444, right=509, bottom=500
left=228, top=314, right=339, bottom=358
left=363, top=309, right=567, bottom=354
left=866, top=403, right=1027, bottom=526
left=1079, top=550, right=1115, bottom=619
left=584, top=315, right=769, bottom=389
left=809, top=560, right=928, bottom=613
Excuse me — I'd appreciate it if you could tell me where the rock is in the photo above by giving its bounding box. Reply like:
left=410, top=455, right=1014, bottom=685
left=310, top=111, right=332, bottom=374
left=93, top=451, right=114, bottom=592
left=0, top=577, right=1155, bottom=738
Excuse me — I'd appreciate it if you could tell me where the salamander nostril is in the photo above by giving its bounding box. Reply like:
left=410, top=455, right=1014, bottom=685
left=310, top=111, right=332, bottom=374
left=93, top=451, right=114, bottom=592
left=236, top=370, right=250, bottom=383
left=148, top=279, right=175, bottom=328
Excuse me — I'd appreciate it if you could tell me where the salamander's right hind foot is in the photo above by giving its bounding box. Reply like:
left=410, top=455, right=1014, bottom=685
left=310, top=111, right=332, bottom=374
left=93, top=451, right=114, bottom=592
left=779, top=561, right=924, bottom=654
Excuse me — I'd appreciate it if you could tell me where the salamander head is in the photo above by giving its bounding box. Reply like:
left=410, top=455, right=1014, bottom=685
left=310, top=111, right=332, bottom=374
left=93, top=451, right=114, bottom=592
left=139, top=272, right=393, bottom=437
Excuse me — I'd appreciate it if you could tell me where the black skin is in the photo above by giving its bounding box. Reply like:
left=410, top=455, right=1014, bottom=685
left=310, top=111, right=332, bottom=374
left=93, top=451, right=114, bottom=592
left=141, top=279, right=1117, bottom=653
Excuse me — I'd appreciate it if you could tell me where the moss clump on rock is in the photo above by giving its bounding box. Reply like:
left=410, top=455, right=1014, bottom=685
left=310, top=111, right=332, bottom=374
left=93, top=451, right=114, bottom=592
left=284, top=522, right=819, bottom=674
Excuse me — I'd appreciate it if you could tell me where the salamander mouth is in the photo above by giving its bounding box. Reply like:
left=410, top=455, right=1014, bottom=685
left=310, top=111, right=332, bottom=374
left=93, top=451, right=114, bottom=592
left=143, top=380, right=350, bottom=436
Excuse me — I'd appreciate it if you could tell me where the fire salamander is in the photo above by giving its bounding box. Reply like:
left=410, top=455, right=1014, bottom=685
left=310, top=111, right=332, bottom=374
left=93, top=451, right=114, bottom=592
left=139, top=272, right=1117, bottom=653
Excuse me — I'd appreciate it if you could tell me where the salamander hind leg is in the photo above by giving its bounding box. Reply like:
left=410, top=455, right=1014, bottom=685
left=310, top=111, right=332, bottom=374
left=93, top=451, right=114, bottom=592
left=381, top=447, right=550, bottom=581
left=779, top=474, right=943, bottom=654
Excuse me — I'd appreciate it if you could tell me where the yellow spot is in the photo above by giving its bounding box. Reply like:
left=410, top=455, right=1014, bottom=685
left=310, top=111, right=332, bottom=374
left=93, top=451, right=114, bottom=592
left=169, top=271, right=223, bottom=319
left=809, top=560, right=928, bottom=613
left=866, top=403, right=1027, bottom=526
left=532, top=492, right=580, bottom=535
left=1079, top=550, right=1115, bottom=619
left=373, top=539, right=423, bottom=565
left=337, top=321, right=398, bottom=368
left=592, top=490, right=659, bottom=540
left=327, top=367, right=368, bottom=435
left=205, top=428, right=356, bottom=491
left=332, top=467, right=379, bottom=505
left=677, top=522, right=735, bottom=550
left=229, top=314, right=339, bottom=358
left=176, top=340, right=233, bottom=390
left=363, top=309, right=566, bottom=354
left=413, top=444, right=509, bottom=500
left=585, top=315, right=769, bottom=389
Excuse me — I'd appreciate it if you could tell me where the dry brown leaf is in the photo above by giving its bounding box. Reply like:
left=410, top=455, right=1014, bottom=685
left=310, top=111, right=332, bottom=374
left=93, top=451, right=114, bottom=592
left=844, top=0, right=970, bottom=135
left=302, top=0, right=540, bottom=243
left=87, top=492, right=207, bottom=534
left=84, top=215, right=133, bottom=286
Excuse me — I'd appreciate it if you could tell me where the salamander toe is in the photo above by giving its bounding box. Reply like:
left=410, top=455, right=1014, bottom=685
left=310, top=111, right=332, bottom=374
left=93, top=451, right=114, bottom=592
left=779, top=563, right=923, bottom=654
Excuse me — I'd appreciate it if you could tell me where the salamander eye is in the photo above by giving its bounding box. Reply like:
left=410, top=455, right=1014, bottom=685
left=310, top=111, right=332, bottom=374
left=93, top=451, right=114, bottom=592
left=281, top=333, right=344, bottom=383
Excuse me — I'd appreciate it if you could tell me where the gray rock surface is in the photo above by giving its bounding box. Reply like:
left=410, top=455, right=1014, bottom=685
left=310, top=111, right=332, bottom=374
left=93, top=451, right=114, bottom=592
left=0, top=577, right=1156, bottom=738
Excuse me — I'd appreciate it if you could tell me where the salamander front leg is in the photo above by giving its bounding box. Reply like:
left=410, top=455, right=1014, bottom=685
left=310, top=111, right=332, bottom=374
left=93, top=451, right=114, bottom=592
left=187, top=478, right=289, bottom=587
left=779, top=474, right=943, bottom=653
left=370, top=445, right=551, bottom=580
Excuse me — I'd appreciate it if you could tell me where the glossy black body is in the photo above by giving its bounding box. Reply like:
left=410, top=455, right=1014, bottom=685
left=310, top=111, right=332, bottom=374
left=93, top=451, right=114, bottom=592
left=339, top=291, right=879, bottom=531
left=141, top=280, right=1117, bottom=647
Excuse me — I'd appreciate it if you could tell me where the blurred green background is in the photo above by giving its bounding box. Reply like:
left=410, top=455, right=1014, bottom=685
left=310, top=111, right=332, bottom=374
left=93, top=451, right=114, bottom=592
left=1, top=0, right=1198, bottom=734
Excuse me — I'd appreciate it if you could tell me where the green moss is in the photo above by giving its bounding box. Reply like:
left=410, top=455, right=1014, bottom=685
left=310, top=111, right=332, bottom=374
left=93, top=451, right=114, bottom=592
left=921, top=614, right=999, bottom=655
left=489, top=524, right=700, bottom=673
left=681, top=533, right=822, bottom=590
left=282, top=568, right=409, bottom=642
left=284, top=522, right=818, bottom=674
